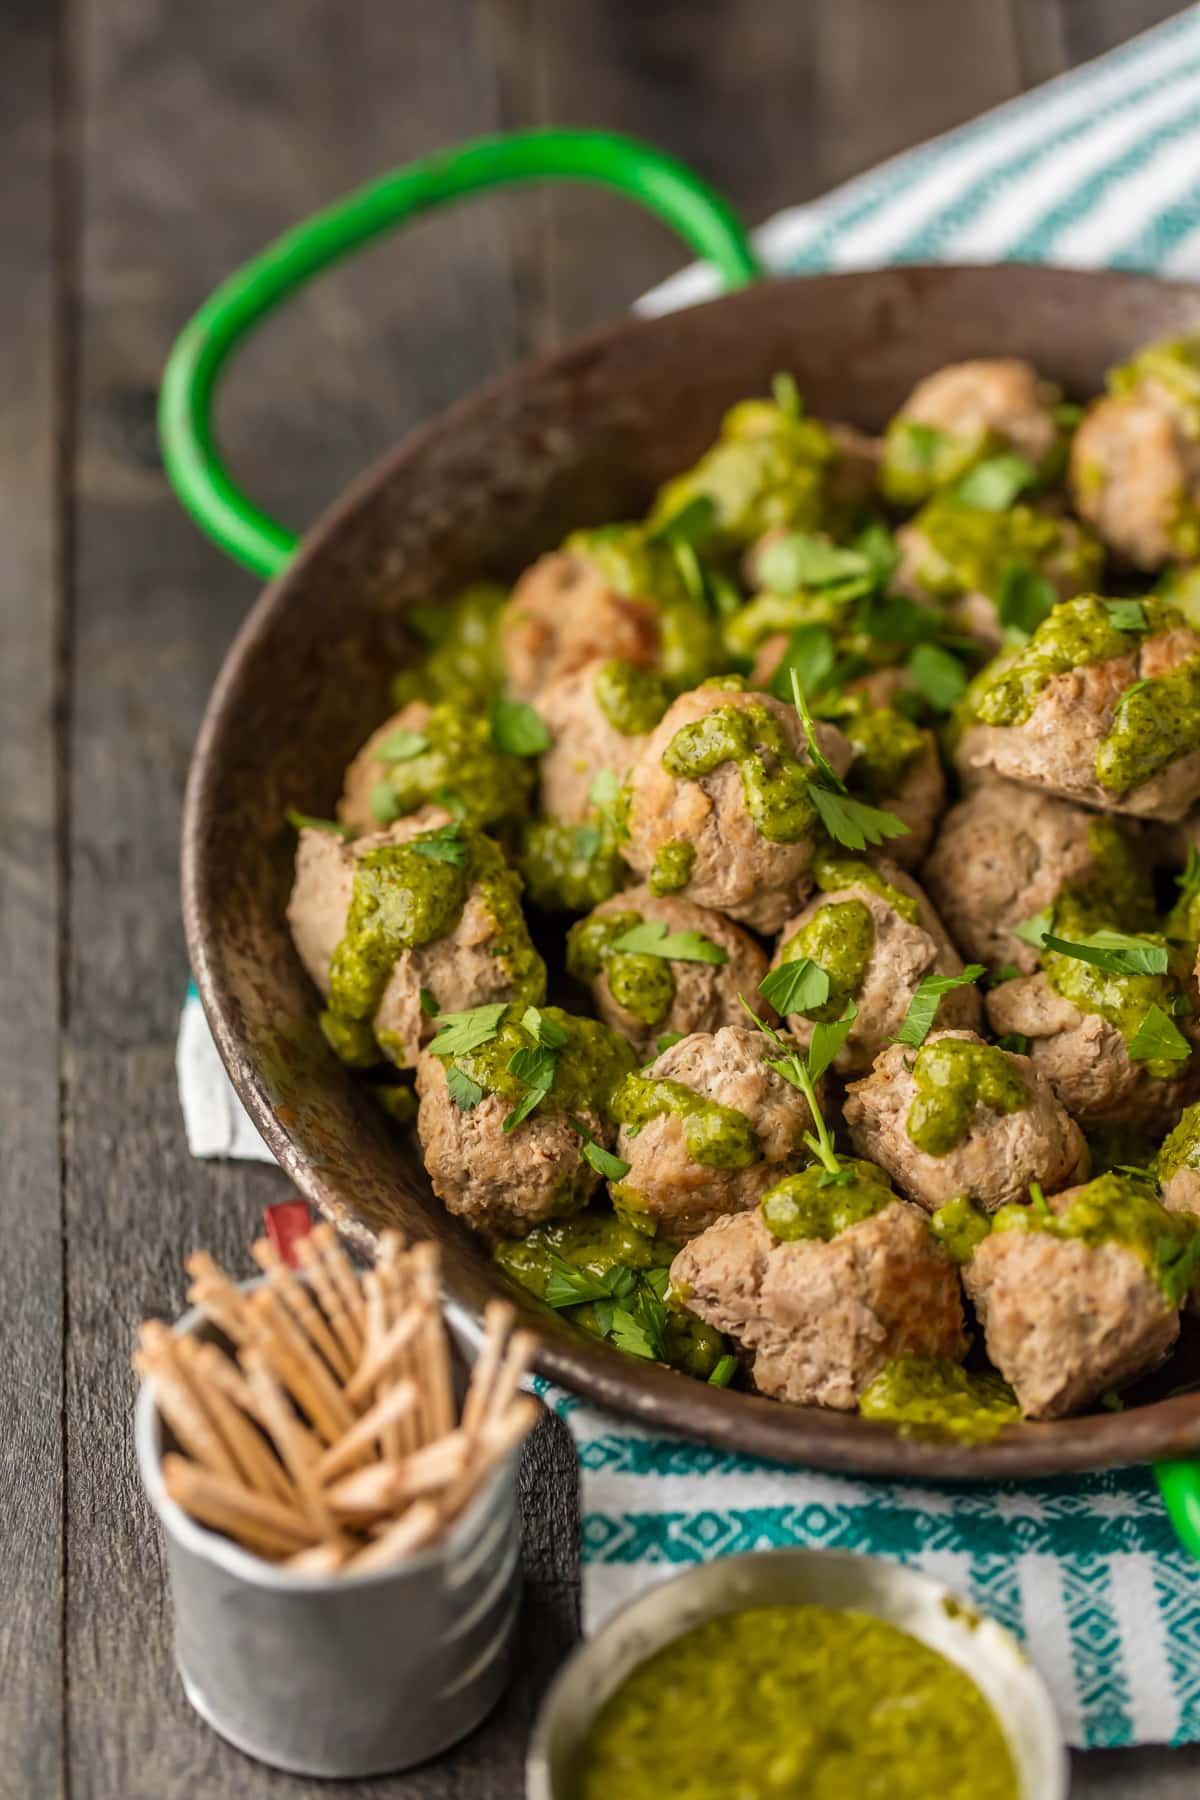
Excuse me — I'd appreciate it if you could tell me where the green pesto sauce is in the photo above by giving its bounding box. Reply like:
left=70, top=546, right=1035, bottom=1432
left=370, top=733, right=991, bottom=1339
left=1110, top=335, right=1200, bottom=432
left=1041, top=929, right=1189, bottom=1081
left=592, top=659, right=671, bottom=736
left=993, top=1170, right=1200, bottom=1306
left=649, top=397, right=836, bottom=549
left=399, top=582, right=506, bottom=708
left=1095, top=654, right=1200, bottom=796
left=760, top=1160, right=893, bottom=1240
left=1063, top=817, right=1158, bottom=934
left=929, top=1195, right=993, bottom=1264
left=907, top=1039, right=1029, bottom=1157
left=323, top=832, right=545, bottom=1064
left=837, top=700, right=926, bottom=804
left=912, top=499, right=1100, bottom=602
left=371, top=1082, right=418, bottom=1128
left=371, top=699, right=534, bottom=830
left=565, top=524, right=723, bottom=686
left=662, top=701, right=818, bottom=843
left=574, top=1604, right=1019, bottom=1800
left=782, top=900, right=874, bottom=1021
left=813, top=848, right=922, bottom=924
left=493, top=1209, right=727, bottom=1379
left=972, top=594, right=1178, bottom=728
left=1157, top=1103, right=1200, bottom=1181
left=515, top=815, right=627, bottom=914
left=859, top=1356, right=1021, bottom=1444
left=880, top=416, right=999, bottom=509
left=566, top=910, right=675, bottom=1027
left=611, top=1072, right=759, bottom=1169
left=723, top=586, right=859, bottom=661
left=648, top=838, right=696, bottom=896
left=454, top=1005, right=635, bottom=1119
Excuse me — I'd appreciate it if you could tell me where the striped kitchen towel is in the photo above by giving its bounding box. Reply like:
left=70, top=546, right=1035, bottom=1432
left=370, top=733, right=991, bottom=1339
left=178, top=9, right=1200, bottom=1748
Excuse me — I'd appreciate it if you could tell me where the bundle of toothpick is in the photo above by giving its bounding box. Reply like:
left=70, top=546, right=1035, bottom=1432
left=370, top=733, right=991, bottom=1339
left=134, top=1225, right=538, bottom=1573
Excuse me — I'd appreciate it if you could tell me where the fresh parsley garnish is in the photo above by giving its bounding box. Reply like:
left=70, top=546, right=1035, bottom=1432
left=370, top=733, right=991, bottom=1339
left=445, top=1065, right=484, bottom=1111
left=759, top=956, right=832, bottom=1018
left=707, top=1354, right=738, bottom=1388
left=807, top=1003, right=860, bottom=1083
left=412, top=823, right=469, bottom=865
left=1012, top=907, right=1053, bottom=950
left=906, top=642, right=968, bottom=712
left=771, top=370, right=801, bottom=420
left=952, top=453, right=1038, bottom=511
left=656, top=1032, right=684, bottom=1055
left=648, top=494, right=718, bottom=547
left=768, top=623, right=837, bottom=704
left=995, top=1032, right=1031, bottom=1055
left=1028, top=1180, right=1052, bottom=1220
left=1128, top=1004, right=1191, bottom=1065
left=521, top=1006, right=570, bottom=1049
left=1103, top=598, right=1150, bottom=633
left=490, top=699, right=550, bottom=757
left=589, top=768, right=620, bottom=811
left=542, top=1254, right=639, bottom=1310
left=370, top=782, right=401, bottom=825
left=284, top=808, right=352, bottom=839
left=419, top=987, right=439, bottom=1017
left=759, top=534, right=873, bottom=597
left=997, top=560, right=1057, bottom=640
left=375, top=727, right=430, bottom=763
left=573, top=826, right=603, bottom=861
left=1177, top=846, right=1200, bottom=913
left=790, top=670, right=909, bottom=850
left=1041, top=929, right=1169, bottom=978
left=892, top=965, right=985, bottom=1048
left=428, top=1003, right=507, bottom=1058
left=607, top=1304, right=659, bottom=1361
left=987, top=965, right=1023, bottom=987
left=568, top=1116, right=631, bottom=1181
left=739, top=992, right=854, bottom=1176
left=609, top=919, right=728, bottom=965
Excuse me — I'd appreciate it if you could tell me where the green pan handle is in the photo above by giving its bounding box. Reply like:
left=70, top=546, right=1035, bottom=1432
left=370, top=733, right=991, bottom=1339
left=158, top=128, right=761, bottom=579
left=1157, top=1459, right=1200, bottom=1562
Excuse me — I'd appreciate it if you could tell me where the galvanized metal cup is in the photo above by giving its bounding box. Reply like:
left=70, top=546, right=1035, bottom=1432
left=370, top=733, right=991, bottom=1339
left=527, top=1548, right=1067, bottom=1800
left=135, top=1289, right=522, bottom=1778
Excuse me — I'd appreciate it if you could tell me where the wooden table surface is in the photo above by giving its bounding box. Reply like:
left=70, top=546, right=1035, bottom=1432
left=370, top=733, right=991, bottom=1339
left=5, top=0, right=1200, bottom=1792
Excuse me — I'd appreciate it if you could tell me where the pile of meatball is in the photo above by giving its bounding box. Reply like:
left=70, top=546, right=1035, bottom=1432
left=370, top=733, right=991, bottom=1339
left=287, top=336, right=1200, bottom=1430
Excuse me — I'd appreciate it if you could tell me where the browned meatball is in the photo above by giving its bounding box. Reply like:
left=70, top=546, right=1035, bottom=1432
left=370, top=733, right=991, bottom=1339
left=498, top=552, right=661, bottom=701
left=566, top=888, right=772, bottom=1062
left=671, top=1196, right=968, bottom=1409
left=958, top=598, right=1200, bottom=821
left=613, top=1027, right=817, bottom=1240
left=767, top=859, right=979, bottom=1077
left=1070, top=341, right=1200, bottom=570
left=624, top=686, right=853, bottom=933
left=1156, top=1105, right=1200, bottom=1222
left=536, top=658, right=662, bottom=825
left=287, top=818, right=542, bottom=1069
left=922, top=784, right=1145, bottom=977
left=337, top=698, right=534, bottom=835
left=963, top=1187, right=1182, bottom=1418
left=881, top=359, right=1062, bottom=507
left=986, top=972, right=1200, bottom=1132
left=844, top=1032, right=1088, bottom=1213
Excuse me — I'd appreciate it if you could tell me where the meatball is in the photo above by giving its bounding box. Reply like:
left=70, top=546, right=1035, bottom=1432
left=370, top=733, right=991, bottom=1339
left=881, top=359, right=1064, bottom=508
left=567, top=888, right=772, bottom=1061
left=624, top=685, right=853, bottom=933
left=415, top=1006, right=634, bottom=1238
left=612, top=1027, right=818, bottom=1240
left=957, top=594, right=1200, bottom=821
left=338, top=698, right=534, bottom=834
left=671, top=1182, right=968, bottom=1409
left=986, top=968, right=1200, bottom=1132
left=922, top=784, right=1150, bottom=976
left=1070, top=339, right=1200, bottom=570
left=536, top=657, right=666, bottom=825
left=768, top=858, right=980, bottom=1077
left=894, top=502, right=1102, bottom=650
left=843, top=1031, right=1087, bottom=1213
left=963, top=1179, right=1187, bottom=1417
left=1157, top=1104, right=1200, bottom=1220
left=833, top=703, right=945, bottom=869
left=287, top=818, right=544, bottom=1069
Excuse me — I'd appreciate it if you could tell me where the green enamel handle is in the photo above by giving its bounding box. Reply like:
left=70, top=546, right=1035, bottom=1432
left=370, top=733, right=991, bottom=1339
left=1156, top=1459, right=1200, bottom=1561
left=158, top=128, right=761, bottom=579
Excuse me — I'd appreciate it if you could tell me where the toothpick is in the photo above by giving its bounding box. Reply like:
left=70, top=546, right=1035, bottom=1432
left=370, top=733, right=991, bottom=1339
left=348, top=1501, right=441, bottom=1572
left=315, top=1380, right=419, bottom=1484
left=250, top=1238, right=352, bottom=1382
left=162, top=1454, right=315, bottom=1558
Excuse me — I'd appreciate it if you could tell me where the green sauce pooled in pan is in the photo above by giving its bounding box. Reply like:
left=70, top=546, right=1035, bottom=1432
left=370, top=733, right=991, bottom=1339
left=574, top=1604, right=1019, bottom=1800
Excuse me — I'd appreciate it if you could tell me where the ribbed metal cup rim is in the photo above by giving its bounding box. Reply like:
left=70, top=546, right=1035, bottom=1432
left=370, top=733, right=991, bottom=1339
left=526, top=1548, right=1067, bottom=1800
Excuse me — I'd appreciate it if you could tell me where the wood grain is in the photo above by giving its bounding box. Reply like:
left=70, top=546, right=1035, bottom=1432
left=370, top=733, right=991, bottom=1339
left=0, top=6, right=65, bottom=1798
left=0, top=0, right=1190, bottom=1792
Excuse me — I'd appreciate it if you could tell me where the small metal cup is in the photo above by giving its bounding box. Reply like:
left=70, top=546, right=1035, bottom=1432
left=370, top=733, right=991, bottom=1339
left=527, top=1549, right=1067, bottom=1800
left=135, top=1291, right=521, bottom=1779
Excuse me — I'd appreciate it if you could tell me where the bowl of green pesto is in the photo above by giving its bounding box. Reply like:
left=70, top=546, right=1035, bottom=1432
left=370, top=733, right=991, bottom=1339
left=526, top=1550, right=1065, bottom=1800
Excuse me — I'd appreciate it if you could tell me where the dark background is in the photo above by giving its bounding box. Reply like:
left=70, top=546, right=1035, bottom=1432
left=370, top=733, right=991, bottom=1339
left=4, top=1, right=1200, bottom=1794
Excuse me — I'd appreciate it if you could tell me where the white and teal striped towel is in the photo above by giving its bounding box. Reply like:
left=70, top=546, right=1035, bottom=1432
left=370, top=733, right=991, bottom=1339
left=179, top=9, right=1200, bottom=1748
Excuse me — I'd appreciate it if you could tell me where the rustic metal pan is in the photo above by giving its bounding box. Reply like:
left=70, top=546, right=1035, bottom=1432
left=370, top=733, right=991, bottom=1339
left=170, top=132, right=1200, bottom=1501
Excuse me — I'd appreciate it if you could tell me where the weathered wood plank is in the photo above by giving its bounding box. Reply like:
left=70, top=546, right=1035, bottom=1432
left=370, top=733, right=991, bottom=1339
left=0, top=6, right=65, bottom=1797
left=1054, top=0, right=1191, bottom=65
